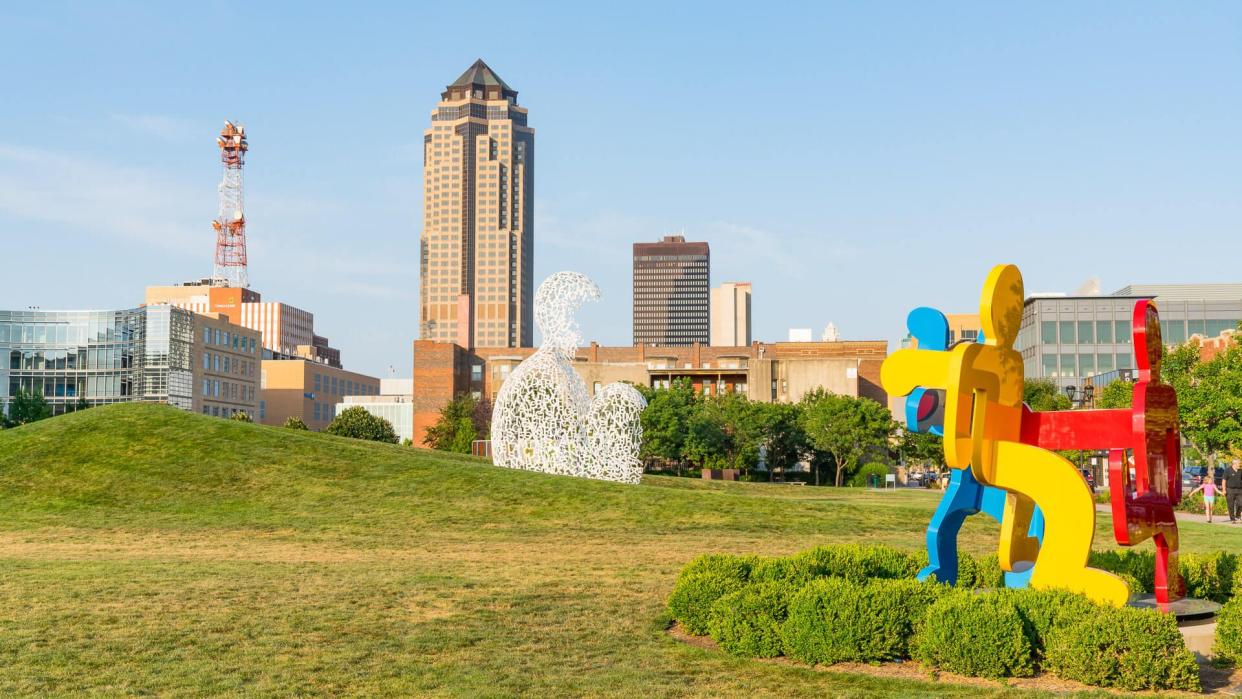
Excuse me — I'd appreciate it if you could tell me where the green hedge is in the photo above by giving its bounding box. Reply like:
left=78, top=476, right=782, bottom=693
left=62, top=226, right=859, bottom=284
left=668, top=544, right=1209, bottom=692
left=707, top=582, right=789, bottom=657
left=1045, top=605, right=1199, bottom=691
left=913, top=591, right=1035, bottom=678
left=1002, top=588, right=1100, bottom=657
left=667, top=554, right=755, bottom=635
left=1214, top=597, right=1242, bottom=663
left=848, top=462, right=891, bottom=487
left=782, top=577, right=946, bottom=664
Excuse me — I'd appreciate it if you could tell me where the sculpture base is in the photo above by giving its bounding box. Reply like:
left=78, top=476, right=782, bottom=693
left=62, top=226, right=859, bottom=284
left=1128, top=594, right=1220, bottom=622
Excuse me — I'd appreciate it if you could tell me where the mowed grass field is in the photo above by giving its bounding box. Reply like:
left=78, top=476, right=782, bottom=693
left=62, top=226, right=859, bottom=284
left=1, top=404, right=1239, bottom=697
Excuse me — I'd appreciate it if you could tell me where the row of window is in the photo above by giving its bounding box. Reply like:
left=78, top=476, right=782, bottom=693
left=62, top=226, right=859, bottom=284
left=201, top=378, right=255, bottom=402
left=312, top=373, right=375, bottom=397
left=203, top=326, right=256, bottom=353
left=202, top=405, right=252, bottom=419
left=202, top=351, right=255, bottom=377
left=1038, top=352, right=1134, bottom=379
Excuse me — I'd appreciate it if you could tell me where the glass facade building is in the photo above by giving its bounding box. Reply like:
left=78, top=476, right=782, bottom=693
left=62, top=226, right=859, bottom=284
left=1, top=306, right=195, bottom=417
left=1018, top=286, right=1242, bottom=393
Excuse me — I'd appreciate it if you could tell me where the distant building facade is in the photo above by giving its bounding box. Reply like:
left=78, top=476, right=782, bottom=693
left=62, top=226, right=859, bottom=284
left=259, top=359, right=380, bottom=431
left=1, top=306, right=259, bottom=419
left=633, top=235, right=710, bottom=346
left=145, top=282, right=341, bottom=367
left=337, top=378, right=414, bottom=443
left=711, top=282, right=751, bottom=346
left=412, top=338, right=887, bottom=446
left=420, top=59, right=535, bottom=349
left=1018, top=284, right=1242, bottom=392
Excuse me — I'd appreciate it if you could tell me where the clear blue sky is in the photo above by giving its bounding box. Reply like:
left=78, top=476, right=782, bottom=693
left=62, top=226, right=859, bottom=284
left=2, top=3, right=1240, bottom=377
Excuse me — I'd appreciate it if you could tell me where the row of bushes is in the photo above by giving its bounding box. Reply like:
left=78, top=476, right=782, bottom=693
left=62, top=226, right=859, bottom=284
left=1087, top=548, right=1242, bottom=602
left=668, top=545, right=1211, bottom=692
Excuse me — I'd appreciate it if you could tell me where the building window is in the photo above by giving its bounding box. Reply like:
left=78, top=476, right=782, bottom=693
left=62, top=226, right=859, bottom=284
left=471, top=364, right=483, bottom=382
left=1098, top=353, right=1115, bottom=374
left=203, top=352, right=210, bottom=370
left=1040, top=321, right=1057, bottom=345
left=1060, top=353, right=1076, bottom=378
left=1077, top=321, right=1094, bottom=344
left=1115, top=320, right=1132, bottom=343
left=1042, top=354, right=1058, bottom=377
left=1096, top=320, right=1113, bottom=344
left=1079, top=353, right=1095, bottom=377
left=1059, top=321, right=1076, bottom=345
left=259, top=400, right=266, bottom=419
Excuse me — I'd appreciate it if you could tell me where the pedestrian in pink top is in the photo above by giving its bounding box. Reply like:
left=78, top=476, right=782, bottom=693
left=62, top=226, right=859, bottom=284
left=1189, top=478, right=1220, bottom=523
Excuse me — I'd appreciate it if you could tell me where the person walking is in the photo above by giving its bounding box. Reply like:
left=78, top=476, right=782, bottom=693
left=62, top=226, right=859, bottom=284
left=1226, top=459, right=1242, bottom=524
left=1189, top=476, right=1221, bottom=523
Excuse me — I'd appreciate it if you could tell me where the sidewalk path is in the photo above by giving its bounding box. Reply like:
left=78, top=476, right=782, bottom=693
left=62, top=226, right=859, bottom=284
left=1095, top=503, right=1240, bottom=526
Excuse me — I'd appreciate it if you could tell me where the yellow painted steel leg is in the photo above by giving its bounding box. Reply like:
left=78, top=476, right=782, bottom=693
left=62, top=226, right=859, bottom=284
left=993, top=441, right=1128, bottom=606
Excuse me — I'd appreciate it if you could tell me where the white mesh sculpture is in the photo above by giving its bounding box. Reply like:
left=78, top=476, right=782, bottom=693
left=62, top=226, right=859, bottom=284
left=490, top=271, right=647, bottom=484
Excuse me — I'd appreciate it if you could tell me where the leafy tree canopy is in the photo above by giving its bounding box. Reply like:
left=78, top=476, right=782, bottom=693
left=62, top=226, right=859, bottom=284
left=327, top=406, right=399, bottom=444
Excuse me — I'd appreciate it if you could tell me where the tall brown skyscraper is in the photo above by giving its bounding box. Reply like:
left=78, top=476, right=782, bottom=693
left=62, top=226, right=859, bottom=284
left=420, top=60, right=534, bottom=348
left=633, top=235, right=710, bottom=346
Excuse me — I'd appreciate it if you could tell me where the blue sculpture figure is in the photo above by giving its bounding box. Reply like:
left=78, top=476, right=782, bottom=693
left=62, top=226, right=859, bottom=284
left=903, top=307, right=1044, bottom=587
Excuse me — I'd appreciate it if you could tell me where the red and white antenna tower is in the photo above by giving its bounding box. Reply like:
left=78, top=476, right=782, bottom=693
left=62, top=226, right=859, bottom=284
left=211, top=120, right=249, bottom=288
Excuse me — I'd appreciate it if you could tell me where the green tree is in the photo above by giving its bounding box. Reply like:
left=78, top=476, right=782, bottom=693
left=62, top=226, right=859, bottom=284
left=1023, top=379, right=1071, bottom=411
left=423, top=394, right=485, bottom=453
left=1177, top=344, right=1242, bottom=468
left=639, top=378, right=698, bottom=472
left=230, top=411, right=253, bottom=423
left=6, top=389, right=52, bottom=427
left=1095, top=380, right=1134, bottom=409
left=683, top=407, right=730, bottom=469
left=798, top=389, right=897, bottom=486
left=326, top=406, right=399, bottom=444
left=899, top=428, right=945, bottom=472
left=754, top=402, right=811, bottom=474
left=283, top=416, right=309, bottom=430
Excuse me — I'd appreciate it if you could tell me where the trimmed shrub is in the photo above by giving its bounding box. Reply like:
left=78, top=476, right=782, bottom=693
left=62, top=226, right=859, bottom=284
left=1214, top=597, right=1242, bottom=664
left=849, top=462, right=891, bottom=488
left=707, top=582, right=790, bottom=657
left=1045, top=606, right=1199, bottom=692
left=785, top=544, right=919, bottom=583
left=1181, top=551, right=1238, bottom=603
left=972, top=552, right=1005, bottom=589
left=1002, top=588, right=1100, bottom=658
left=667, top=554, right=755, bottom=635
left=913, top=591, right=1034, bottom=678
left=782, top=578, right=946, bottom=664
left=1089, top=549, right=1155, bottom=595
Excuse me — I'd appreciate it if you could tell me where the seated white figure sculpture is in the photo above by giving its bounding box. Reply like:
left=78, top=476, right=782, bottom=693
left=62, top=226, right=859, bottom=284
left=490, top=272, right=647, bottom=484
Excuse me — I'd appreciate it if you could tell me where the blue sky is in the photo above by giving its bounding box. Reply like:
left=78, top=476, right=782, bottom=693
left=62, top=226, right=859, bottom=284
left=2, top=3, right=1240, bottom=377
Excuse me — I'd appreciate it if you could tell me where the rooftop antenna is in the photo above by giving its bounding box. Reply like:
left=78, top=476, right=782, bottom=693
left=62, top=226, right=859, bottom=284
left=211, top=120, right=249, bottom=288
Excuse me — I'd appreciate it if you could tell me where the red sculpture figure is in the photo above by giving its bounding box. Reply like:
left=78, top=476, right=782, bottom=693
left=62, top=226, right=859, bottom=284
left=1019, top=300, right=1185, bottom=604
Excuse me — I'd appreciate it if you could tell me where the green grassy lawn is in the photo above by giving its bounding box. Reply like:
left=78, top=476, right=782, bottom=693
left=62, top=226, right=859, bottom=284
left=1, top=404, right=1238, bottom=697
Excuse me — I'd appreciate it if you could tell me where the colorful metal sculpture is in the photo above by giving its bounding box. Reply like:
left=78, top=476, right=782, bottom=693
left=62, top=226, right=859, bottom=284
left=883, top=265, right=1129, bottom=606
left=902, top=307, right=1043, bottom=588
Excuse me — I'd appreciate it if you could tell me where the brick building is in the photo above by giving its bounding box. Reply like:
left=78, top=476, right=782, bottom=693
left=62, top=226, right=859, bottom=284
left=412, top=338, right=888, bottom=446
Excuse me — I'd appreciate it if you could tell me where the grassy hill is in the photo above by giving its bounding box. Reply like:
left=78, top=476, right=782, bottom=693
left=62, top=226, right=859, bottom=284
left=0, top=404, right=1236, bottom=697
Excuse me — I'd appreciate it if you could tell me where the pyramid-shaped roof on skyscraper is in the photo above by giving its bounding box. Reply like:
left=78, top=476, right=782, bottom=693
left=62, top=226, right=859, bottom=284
left=442, top=59, right=520, bottom=103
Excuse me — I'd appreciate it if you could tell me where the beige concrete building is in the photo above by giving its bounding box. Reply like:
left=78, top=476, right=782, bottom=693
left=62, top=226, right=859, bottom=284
left=193, top=311, right=262, bottom=419
left=259, top=359, right=380, bottom=431
left=420, top=59, right=534, bottom=349
left=412, top=338, right=887, bottom=445
left=711, top=282, right=751, bottom=347
left=633, top=235, right=710, bottom=346
left=145, top=282, right=341, bottom=367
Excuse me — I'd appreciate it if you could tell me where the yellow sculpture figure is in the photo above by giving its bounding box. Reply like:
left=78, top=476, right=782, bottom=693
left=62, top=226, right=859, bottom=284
left=882, top=264, right=1129, bottom=606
